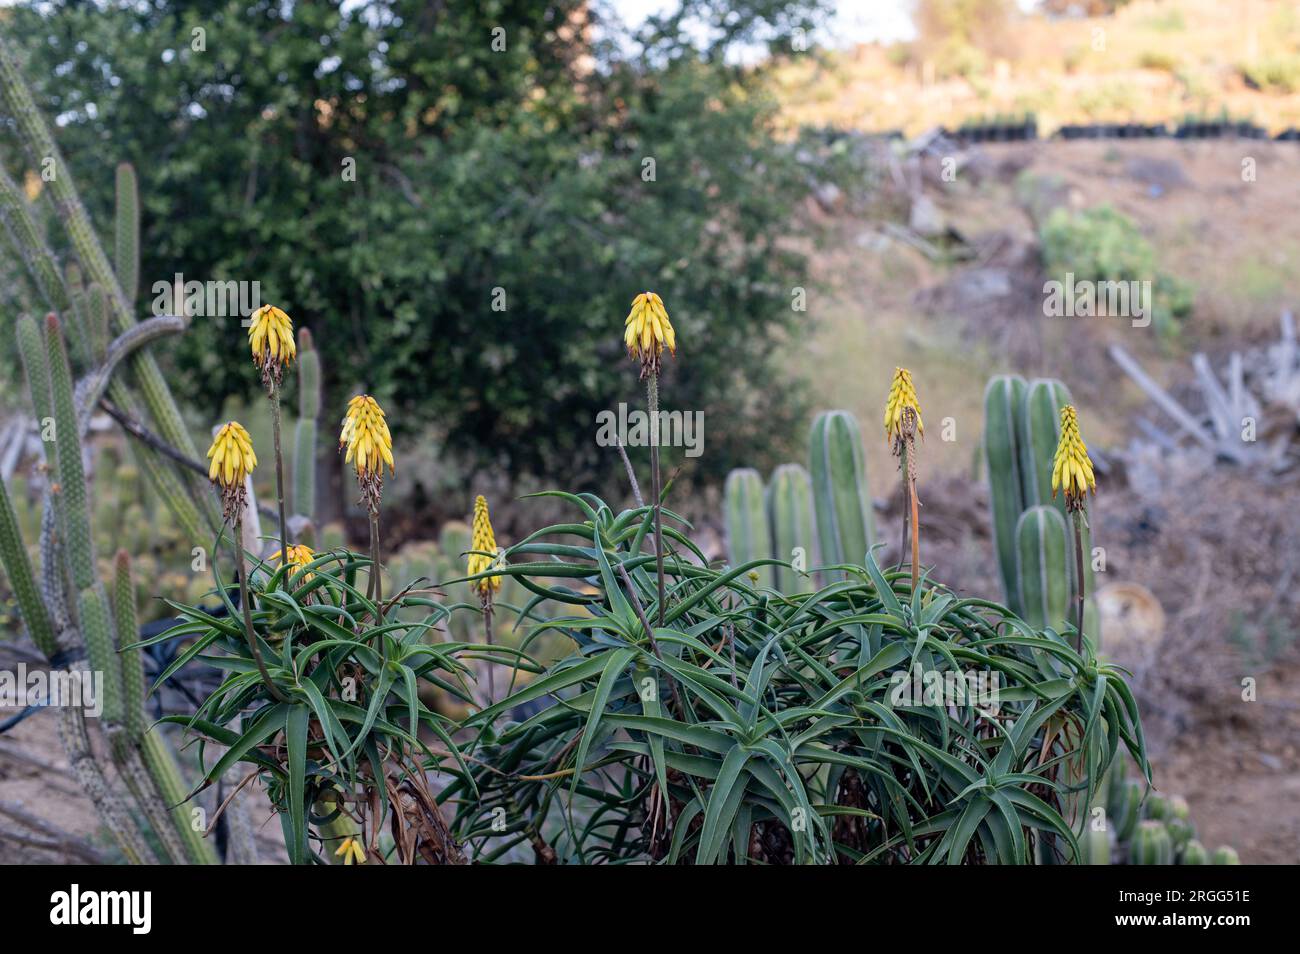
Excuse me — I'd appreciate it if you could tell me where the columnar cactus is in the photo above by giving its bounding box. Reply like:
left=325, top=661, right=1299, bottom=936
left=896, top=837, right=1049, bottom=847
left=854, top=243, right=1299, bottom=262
left=293, top=327, right=321, bottom=525
left=1211, top=846, right=1241, bottom=865
left=1129, top=820, right=1174, bottom=864
left=767, top=463, right=816, bottom=594
left=0, top=40, right=253, bottom=863
left=1014, top=505, right=1070, bottom=632
left=983, top=375, right=1099, bottom=645
left=1181, top=840, right=1208, bottom=865
left=809, top=410, right=874, bottom=576
left=724, top=467, right=772, bottom=587
left=983, top=375, right=1028, bottom=613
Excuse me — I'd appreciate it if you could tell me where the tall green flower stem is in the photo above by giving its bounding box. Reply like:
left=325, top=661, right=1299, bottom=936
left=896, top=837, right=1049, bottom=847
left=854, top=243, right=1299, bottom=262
left=269, top=383, right=289, bottom=559
left=646, top=372, right=666, bottom=625
left=1071, top=510, right=1087, bottom=653
left=369, top=510, right=383, bottom=620
left=228, top=515, right=290, bottom=703
left=482, top=602, right=496, bottom=704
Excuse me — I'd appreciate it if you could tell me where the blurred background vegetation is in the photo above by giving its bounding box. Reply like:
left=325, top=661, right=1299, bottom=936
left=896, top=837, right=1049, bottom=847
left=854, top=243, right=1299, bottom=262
left=0, top=0, right=850, bottom=528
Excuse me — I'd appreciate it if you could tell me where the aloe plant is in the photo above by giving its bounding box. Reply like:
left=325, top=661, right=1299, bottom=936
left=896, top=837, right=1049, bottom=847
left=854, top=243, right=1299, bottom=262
left=435, top=490, right=1148, bottom=864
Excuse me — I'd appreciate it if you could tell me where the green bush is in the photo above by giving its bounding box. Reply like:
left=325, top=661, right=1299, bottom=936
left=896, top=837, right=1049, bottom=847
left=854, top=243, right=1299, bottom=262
left=1039, top=205, right=1193, bottom=336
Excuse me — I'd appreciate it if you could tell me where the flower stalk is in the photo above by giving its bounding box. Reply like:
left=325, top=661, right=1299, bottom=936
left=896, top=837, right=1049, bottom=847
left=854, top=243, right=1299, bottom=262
left=885, top=368, right=924, bottom=594
left=624, top=292, right=676, bottom=625
left=1051, top=404, right=1097, bottom=652
left=468, top=495, right=503, bottom=703
left=340, top=395, right=394, bottom=618
left=207, top=421, right=289, bottom=703
left=248, top=305, right=296, bottom=558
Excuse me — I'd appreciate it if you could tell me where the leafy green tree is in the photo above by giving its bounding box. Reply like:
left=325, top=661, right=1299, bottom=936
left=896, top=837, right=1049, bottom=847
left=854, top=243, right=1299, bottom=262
left=1, top=0, right=830, bottom=504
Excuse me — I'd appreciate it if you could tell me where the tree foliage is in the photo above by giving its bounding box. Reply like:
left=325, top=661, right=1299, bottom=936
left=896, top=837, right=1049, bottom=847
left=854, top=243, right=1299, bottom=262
left=2, top=0, right=832, bottom=488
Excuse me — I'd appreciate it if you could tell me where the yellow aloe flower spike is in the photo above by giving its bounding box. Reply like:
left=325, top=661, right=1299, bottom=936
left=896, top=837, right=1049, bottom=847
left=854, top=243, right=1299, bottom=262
left=624, top=291, right=676, bottom=378
left=339, top=395, right=395, bottom=477
left=206, top=421, right=257, bottom=519
left=270, top=543, right=316, bottom=583
left=468, top=495, right=503, bottom=597
left=247, top=305, right=296, bottom=385
left=206, top=422, right=257, bottom=488
left=884, top=367, right=924, bottom=445
left=334, top=836, right=366, bottom=865
left=1051, top=405, right=1096, bottom=510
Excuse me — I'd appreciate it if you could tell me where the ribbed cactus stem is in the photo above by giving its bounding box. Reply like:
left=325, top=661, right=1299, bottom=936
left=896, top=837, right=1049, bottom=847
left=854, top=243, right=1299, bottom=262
left=16, top=313, right=52, bottom=426
left=45, top=314, right=94, bottom=589
left=1019, top=379, right=1072, bottom=513
left=809, top=410, right=875, bottom=577
left=982, top=375, right=1027, bottom=612
left=1129, top=819, right=1174, bottom=865
left=0, top=35, right=205, bottom=475
left=88, top=282, right=109, bottom=361
left=293, top=328, right=320, bottom=520
left=114, top=551, right=146, bottom=744
left=114, top=163, right=140, bottom=306
left=724, top=468, right=771, bottom=587
left=1014, top=505, right=1070, bottom=632
left=0, top=163, right=69, bottom=313
left=767, top=463, right=816, bottom=594
left=46, top=314, right=124, bottom=723
left=138, top=727, right=221, bottom=864
left=0, top=475, right=56, bottom=656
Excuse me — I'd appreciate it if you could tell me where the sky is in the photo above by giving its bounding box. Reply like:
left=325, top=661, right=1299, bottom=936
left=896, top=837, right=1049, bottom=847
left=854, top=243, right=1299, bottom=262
left=607, top=0, right=919, bottom=48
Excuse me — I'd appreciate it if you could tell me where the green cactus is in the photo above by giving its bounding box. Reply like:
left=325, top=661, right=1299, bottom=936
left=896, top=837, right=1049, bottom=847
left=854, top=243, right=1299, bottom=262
left=0, top=475, right=56, bottom=657
left=809, top=410, right=875, bottom=576
left=1014, top=505, right=1070, bottom=632
left=1211, top=846, right=1241, bottom=865
left=1143, top=793, right=1172, bottom=821
left=115, top=163, right=140, bottom=307
left=767, top=463, right=816, bottom=594
left=1018, top=378, right=1072, bottom=511
left=1129, top=820, right=1174, bottom=865
left=983, top=375, right=1028, bottom=612
left=1168, top=794, right=1191, bottom=820
left=724, top=468, right=771, bottom=587
left=1081, top=824, right=1112, bottom=865
left=1115, top=781, right=1143, bottom=842
left=1180, top=840, right=1208, bottom=865
left=293, top=327, right=320, bottom=521
left=983, top=374, right=1100, bottom=646
left=1166, top=816, right=1196, bottom=855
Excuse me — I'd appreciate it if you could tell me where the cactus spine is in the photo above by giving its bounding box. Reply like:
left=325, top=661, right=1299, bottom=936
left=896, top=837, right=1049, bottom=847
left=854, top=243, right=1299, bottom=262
left=1129, top=820, right=1174, bottom=865
left=809, top=410, right=874, bottom=575
left=293, top=327, right=320, bottom=525
left=767, top=463, right=816, bottom=593
left=724, top=468, right=772, bottom=587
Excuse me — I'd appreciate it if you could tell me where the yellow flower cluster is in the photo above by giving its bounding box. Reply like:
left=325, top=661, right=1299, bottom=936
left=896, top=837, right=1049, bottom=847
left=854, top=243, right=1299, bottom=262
left=468, top=495, right=502, bottom=597
left=884, top=367, right=924, bottom=444
left=334, top=836, right=366, bottom=865
left=247, top=305, right=296, bottom=372
left=624, top=292, right=676, bottom=374
left=339, top=395, right=395, bottom=478
left=1051, top=404, right=1096, bottom=508
left=271, top=543, right=316, bottom=583
left=206, top=422, right=257, bottom=489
